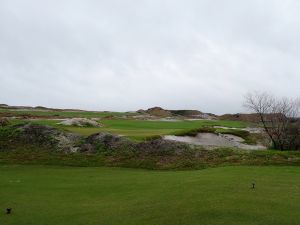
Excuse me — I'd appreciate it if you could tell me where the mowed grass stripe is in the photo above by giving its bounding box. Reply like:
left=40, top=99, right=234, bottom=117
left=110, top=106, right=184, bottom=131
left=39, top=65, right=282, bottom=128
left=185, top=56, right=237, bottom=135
left=0, top=165, right=299, bottom=225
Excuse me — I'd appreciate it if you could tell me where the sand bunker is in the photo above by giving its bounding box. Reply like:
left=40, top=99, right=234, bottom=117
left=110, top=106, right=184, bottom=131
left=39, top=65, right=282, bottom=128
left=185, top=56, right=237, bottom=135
left=164, top=133, right=266, bottom=150
left=213, top=126, right=263, bottom=134
left=58, top=118, right=101, bottom=127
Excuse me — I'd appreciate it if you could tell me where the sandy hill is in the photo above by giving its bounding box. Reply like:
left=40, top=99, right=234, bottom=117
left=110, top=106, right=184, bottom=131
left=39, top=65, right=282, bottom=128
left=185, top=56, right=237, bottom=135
left=137, top=107, right=216, bottom=119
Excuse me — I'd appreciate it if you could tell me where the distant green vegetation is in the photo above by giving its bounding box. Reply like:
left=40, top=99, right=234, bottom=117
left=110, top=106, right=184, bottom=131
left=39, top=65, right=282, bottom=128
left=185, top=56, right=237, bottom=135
left=0, top=108, right=129, bottom=118
left=1, top=165, right=300, bottom=225
left=24, top=119, right=250, bottom=140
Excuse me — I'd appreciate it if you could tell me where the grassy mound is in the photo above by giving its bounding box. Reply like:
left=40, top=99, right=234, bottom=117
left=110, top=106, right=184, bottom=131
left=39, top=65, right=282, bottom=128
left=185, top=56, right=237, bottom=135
left=0, top=123, right=299, bottom=170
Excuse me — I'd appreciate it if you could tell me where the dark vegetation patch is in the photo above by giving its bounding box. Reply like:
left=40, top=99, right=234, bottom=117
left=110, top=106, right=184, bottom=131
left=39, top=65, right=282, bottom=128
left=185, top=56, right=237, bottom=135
left=0, top=118, right=10, bottom=127
left=137, top=107, right=172, bottom=117
left=170, top=110, right=203, bottom=116
left=142, top=135, right=162, bottom=141
left=173, top=127, right=216, bottom=136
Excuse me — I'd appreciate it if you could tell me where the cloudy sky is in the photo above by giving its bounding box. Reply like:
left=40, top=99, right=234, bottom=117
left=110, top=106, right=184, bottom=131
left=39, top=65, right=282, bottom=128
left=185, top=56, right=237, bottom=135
left=0, top=0, right=299, bottom=114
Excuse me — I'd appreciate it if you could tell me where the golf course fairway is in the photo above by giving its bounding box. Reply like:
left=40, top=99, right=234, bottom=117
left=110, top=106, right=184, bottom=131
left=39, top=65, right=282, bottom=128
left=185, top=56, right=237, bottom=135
left=0, top=165, right=299, bottom=225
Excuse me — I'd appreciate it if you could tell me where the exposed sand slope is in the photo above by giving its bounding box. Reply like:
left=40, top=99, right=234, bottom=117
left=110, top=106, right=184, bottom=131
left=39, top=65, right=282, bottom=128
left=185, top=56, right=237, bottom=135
left=164, top=133, right=266, bottom=150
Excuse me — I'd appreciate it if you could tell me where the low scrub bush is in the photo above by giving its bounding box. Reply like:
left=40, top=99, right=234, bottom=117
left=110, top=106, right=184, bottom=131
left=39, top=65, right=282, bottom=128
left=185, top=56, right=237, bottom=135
left=174, top=127, right=216, bottom=137
left=0, top=118, right=9, bottom=127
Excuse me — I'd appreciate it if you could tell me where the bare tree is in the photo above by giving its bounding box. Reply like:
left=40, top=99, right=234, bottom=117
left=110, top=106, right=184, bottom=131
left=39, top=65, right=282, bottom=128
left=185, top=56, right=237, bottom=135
left=244, top=92, right=300, bottom=150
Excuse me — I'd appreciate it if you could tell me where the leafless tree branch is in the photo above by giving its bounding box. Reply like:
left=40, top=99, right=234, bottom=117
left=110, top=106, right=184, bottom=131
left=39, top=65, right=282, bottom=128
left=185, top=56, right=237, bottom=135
left=244, top=91, right=300, bottom=150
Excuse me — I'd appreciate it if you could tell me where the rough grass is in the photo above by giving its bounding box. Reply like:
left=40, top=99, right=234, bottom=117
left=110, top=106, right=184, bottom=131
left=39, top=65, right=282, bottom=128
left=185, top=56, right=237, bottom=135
left=0, top=165, right=300, bottom=225
left=1, top=142, right=299, bottom=170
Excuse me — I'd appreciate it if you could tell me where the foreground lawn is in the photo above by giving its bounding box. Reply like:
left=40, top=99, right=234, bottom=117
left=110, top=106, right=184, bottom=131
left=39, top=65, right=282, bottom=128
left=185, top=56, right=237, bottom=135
left=0, top=165, right=299, bottom=225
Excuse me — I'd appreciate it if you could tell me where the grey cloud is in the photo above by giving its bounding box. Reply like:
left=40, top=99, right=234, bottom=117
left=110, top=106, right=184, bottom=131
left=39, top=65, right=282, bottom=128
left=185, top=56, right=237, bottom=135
left=0, top=0, right=300, bottom=114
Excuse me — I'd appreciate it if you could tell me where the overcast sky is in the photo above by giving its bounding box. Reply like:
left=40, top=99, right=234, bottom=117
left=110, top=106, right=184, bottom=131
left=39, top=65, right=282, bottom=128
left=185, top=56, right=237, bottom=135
left=0, top=0, right=300, bottom=114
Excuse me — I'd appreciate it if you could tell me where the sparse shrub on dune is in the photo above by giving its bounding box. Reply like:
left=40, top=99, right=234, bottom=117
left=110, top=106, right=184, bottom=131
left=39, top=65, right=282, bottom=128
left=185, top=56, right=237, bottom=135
left=0, top=118, right=9, bottom=127
left=173, top=127, right=216, bottom=137
left=0, top=124, right=299, bottom=169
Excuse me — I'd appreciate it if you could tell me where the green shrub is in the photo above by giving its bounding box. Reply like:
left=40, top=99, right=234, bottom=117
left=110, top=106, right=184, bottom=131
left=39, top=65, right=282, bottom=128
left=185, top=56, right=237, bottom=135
left=0, top=118, right=9, bottom=127
left=143, top=135, right=162, bottom=141
left=174, top=127, right=216, bottom=136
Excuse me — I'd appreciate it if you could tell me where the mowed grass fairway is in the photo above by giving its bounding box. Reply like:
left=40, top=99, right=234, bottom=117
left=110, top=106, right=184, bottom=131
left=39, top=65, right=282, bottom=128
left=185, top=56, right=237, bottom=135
left=28, top=119, right=249, bottom=140
left=1, top=165, right=300, bottom=225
